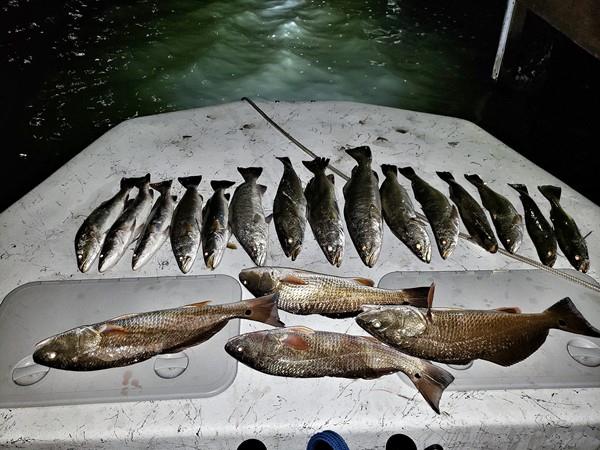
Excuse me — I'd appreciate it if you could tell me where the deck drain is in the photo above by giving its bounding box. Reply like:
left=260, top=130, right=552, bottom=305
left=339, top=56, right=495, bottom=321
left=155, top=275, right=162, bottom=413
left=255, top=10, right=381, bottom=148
left=566, top=338, right=600, bottom=367
left=12, top=355, right=49, bottom=386
left=153, top=352, right=189, bottom=379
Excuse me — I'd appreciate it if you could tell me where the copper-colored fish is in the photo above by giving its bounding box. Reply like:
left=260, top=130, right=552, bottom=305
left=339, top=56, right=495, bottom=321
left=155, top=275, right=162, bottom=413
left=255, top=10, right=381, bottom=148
left=33, top=297, right=283, bottom=371
left=357, top=291, right=600, bottom=366
left=239, top=266, right=430, bottom=317
left=225, top=326, right=454, bottom=414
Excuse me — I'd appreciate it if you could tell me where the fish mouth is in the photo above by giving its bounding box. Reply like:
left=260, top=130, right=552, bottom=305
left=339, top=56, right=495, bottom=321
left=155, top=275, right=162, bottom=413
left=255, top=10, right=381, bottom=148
left=178, top=255, right=195, bottom=273
left=98, top=253, right=117, bottom=273
left=205, top=251, right=223, bottom=270
left=487, top=242, right=498, bottom=254
left=330, top=249, right=343, bottom=267
left=577, top=259, right=590, bottom=273
left=361, top=248, right=380, bottom=268
left=132, top=253, right=149, bottom=271
left=439, top=240, right=457, bottom=260
left=287, top=244, right=302, bottom=261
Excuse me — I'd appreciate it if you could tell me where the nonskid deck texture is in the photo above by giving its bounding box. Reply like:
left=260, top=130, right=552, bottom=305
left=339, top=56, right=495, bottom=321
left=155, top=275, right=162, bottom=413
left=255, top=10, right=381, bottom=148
left=0, top=101, right=599, bottom=449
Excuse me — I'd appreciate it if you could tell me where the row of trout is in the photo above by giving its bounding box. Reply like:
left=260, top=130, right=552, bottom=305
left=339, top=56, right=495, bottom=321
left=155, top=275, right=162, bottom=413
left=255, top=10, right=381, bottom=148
left=76, top=146, right=590, bottom=274
left=33, top=267, right=600, bottom=414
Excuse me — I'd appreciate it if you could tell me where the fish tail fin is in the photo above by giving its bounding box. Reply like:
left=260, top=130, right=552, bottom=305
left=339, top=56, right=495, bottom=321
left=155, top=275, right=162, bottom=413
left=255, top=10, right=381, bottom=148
left=401, top=286, right=432, bottom=308
left=120, top=177, right=137, bottom=190
left=238, top=167, right=263, bottom=182
left=302, top=157, right=330, bottom=174
left=242, top=294, right=285, bottom=327
left=150, top=179, right=173, bottom=195
left=508, top=183, right=528, bottom=196
left=346, top=146, right=372, bottom=164
left=275, top=156, right=293, bottom=168
left=210, top=180, right=236, bottom=191
left=178, top=175, right=202, bottom=189
left=464, top=173, right=484, bottom=187
left=538, top=185, right=562, bottom=204
left=381, top=164, right=398, bottom=178
left=397, top=166, right=417, bottom=180
left=407, top=360, right=455, bottom=414
left=545, top=297, right=600, bottom=337
left=436, top=171, right=455, bottom=184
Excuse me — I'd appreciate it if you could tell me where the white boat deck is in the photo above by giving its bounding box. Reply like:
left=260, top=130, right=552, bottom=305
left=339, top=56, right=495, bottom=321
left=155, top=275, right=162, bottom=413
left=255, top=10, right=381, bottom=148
left=0, top=101, right=599, bottom=449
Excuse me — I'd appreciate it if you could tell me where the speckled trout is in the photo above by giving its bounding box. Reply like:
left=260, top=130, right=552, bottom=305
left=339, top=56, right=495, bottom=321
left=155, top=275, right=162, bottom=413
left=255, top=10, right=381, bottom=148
left=398, top=167, right=459, bottom=259
left=465, top=174, right=523, bottom=254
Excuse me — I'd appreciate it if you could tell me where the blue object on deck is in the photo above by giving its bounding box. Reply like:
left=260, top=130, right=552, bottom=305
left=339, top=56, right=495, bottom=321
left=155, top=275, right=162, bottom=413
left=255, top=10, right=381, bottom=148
left=307, top=430, right=350, bottom=450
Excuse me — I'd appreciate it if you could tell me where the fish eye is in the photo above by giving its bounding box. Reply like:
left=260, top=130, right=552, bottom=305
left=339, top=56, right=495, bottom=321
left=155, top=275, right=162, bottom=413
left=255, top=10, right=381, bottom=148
left=441, top=239, right=447, bottom=245
left=237, top=346, right=243, bottom=352
left=47, top=351, right=57, bottom=360
left=287, top=238, right=293, bottom=244
left=416, top=243, right=421, bottom=250
left=100, top=254, right=104, bottom=258
left=373, top=320, right=381, bottom=328
left=179, top=256, right=183, bottom=261
left=327, top=245, right=333, bottom=252
left=575, top=255, right=580, bottom=261
left=243, top=280, right=247, bottom=285
left=77, top=254, right=83, bottom=260
left=204, top=252, right=209, bottom=256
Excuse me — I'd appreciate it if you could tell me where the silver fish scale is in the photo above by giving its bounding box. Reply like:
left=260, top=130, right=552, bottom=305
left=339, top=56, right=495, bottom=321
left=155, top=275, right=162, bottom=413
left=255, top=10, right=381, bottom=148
left=230, top=183, right=268, bottom=266
left=275, top=272, right=413, bottom=314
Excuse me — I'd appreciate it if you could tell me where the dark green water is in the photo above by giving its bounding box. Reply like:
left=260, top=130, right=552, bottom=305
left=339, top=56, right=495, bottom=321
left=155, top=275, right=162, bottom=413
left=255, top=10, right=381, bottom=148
left=3, top=0, right=598, bottom=210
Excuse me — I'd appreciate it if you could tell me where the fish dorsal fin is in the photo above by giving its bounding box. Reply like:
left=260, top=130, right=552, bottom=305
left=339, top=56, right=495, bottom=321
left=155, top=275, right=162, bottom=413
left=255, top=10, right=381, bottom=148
left=281, top=275, right=308, bottom=286
left=327, top=174, right=335, bottom=184
left=265, top=213, right=273, bottom=224
left=426, top=282, right=435, bottom=321
left=110, top=312, right=138, bottom=321
left=258, top=184, right=267, bottom=195
left=495, top=307, right=522, bottom=314
left=352, top=277, right=375, bottom=287
left=183, top=300, right=212, bottom=308
left=98, top=324, right=129, bottom=335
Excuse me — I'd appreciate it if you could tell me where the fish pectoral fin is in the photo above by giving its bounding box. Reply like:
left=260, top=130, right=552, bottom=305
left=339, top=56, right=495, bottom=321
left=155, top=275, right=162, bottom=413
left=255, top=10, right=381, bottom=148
left=182, top=300, right=212, bottom=308
left=426, top=282, right=435, bottom=321
left=280, top=275, right=308, bottom=286
left=281, top=332, right=311, bottom=350
left=351, top=277, right=375, bottom=287
left=495, top=307, right=522, bottom=314
left=98, top=324, right=129, bottom=335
